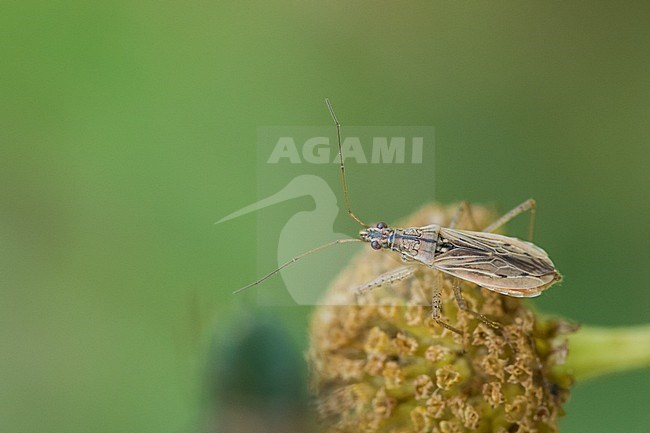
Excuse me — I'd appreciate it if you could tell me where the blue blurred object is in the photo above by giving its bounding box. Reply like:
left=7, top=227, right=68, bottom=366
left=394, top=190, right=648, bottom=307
left=204, top=313, right=310, bottom=433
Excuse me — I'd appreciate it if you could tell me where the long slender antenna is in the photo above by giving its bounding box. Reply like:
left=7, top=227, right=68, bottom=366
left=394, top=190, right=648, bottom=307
left=233, top=238, right=362, bottom=294
left=325, top=98, right=370, bottom=228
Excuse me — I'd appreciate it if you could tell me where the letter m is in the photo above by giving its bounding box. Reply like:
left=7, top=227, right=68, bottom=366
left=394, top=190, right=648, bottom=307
left=371, top=137, right=405, bottom=163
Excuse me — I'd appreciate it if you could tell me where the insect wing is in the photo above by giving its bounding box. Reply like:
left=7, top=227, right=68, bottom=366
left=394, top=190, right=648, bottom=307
left=433, top=228, right=559, bottom=297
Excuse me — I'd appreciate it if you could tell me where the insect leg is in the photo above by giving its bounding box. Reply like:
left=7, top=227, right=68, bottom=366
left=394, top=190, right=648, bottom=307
left=448, top=201, right=479, bottom=230
left=482, top=198, right=536, bottom=241
left=431, top=272, right=463, bottom=336
left=325, top=98, right=369, bottom=228
left=452, top=281, right=520, bottom=354
left=354, top=266, right=416, bottom=295
left=452, top=283, right=501, bottom=330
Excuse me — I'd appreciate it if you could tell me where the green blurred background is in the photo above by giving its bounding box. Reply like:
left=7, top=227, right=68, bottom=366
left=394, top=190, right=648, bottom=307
left=1, top=1, right=648, bottom=432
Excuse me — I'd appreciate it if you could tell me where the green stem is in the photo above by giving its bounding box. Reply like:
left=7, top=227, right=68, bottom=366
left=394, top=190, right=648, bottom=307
left=560, top=324, right=650, bottom=381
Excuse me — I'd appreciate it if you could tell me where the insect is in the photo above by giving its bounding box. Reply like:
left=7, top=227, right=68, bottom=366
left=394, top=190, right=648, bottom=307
left=231, top=99, right=561, bottom=335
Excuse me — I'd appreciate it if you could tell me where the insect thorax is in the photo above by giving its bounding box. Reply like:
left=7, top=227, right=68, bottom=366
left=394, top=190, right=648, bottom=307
left=391, top=226, right=448, bottom=265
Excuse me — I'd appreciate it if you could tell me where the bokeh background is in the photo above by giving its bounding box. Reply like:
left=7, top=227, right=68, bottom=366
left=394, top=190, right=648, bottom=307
left=1, top=1, right=648, bottom=432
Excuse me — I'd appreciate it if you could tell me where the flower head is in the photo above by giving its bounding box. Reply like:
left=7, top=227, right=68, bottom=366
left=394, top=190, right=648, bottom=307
left=308, top=204, right=574, bottom=433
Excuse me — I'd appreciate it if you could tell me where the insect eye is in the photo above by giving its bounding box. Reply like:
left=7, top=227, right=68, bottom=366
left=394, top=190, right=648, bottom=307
left=376, top=222, right=387, bottom=229
left=370, top=240, right=381, bottom=250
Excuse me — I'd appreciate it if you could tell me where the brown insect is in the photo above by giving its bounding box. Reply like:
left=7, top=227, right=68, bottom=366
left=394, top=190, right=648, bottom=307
left=231, top=99, right=561, bottom=335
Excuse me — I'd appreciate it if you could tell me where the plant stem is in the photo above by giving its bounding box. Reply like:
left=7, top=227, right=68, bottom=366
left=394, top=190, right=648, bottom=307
left=560, top=324, right=650, bottom=381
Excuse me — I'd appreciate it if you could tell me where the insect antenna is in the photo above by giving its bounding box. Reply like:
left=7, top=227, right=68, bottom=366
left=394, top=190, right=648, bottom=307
left=325, top=98, right=370, bottom=228
left=232, top=238, right=363, bottom=294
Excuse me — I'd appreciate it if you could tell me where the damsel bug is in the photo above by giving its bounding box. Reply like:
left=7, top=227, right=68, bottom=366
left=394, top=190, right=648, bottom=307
left=231, top=99, right=561, bottom=335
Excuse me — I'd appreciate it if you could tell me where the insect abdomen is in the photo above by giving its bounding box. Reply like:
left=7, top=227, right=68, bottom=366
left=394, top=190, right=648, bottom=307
left=432, top=228, right=560, bottom=296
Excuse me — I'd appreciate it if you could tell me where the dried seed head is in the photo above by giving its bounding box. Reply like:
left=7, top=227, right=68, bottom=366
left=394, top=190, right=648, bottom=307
left=308, top=203, right=575, bottom=433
